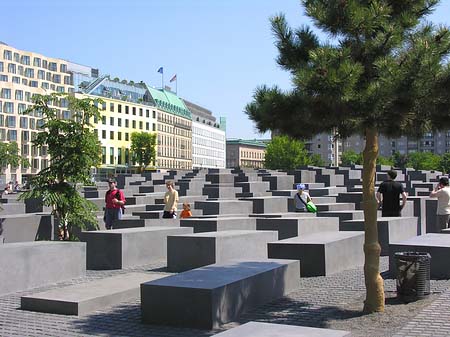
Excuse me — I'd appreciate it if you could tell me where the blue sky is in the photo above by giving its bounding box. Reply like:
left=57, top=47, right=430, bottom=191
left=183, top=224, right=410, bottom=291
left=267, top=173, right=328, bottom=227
left=3, top=0, right=450, bottom=139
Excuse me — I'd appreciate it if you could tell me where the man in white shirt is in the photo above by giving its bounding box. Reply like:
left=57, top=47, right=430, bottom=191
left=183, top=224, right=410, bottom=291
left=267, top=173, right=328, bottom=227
left=429, top=176, right=450, bottom=232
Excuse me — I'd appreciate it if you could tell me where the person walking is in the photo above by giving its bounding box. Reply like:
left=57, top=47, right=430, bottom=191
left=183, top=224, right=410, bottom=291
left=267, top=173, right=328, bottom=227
left=376, top=170, right=407, bottom=217
left=429, top=176, right=450, bottom=232
left=104, top=178, right=126, bottom=230
left=294, top=183, right=312, bottom=212
left=163, top=180, right=179, bottom=219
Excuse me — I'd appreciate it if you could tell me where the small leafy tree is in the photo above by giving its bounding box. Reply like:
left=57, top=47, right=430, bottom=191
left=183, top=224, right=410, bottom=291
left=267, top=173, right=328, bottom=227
left=310, top=153, right=325, bottom=166
left=392, top=151, right=409, bottom=169
left=439, top=153, right=450, bottom=174
left=0, top=142, right=29, bottom=173
left=340, top=150, right=362, bottom=166
left=406, top=151, right=441, bottom=170
left=264, top=135, right=313, bottom=169
left=245, top=1, right=450, bottom=312
left=130, top=132, right=157, bottom=172
left=377, top=155, right=394, bottom=166
left=19, top=93, right=102, bottom=240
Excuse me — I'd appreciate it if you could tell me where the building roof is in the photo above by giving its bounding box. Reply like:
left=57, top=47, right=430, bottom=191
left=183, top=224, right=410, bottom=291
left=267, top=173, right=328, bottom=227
left=226, top=139, right=267, bottom=148
left=145, top=86, right=191, bottom=119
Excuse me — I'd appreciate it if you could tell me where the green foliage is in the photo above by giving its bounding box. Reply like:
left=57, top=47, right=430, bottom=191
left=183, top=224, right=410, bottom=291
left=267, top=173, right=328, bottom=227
left=340, top=150, right=362, bottom=165
left=245, top=1, right=450, bottom=140
left=406, top=151, right=441, bottom=170
left=264, top=135, right=313, bottom=169
left=392, top=151, right=409, bottom=169
left=19, top=93, right=102, bottom=239
left=309, top=153, right=325, bottom=166
left=0, top=142, right=29, bottom=172
left=377, top=155, right=394, bottom=166
left=130, top=132, right=157, bottom=170
left=439, top=153, right=450, bottom=173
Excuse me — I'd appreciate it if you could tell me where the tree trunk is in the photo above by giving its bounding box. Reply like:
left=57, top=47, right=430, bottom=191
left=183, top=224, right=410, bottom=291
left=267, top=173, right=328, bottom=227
left=362, top=127, right=384, bottom=313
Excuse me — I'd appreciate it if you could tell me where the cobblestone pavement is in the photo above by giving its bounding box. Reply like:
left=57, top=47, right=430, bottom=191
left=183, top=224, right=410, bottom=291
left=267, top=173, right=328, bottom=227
left=1, top=257, right=450, bottom=337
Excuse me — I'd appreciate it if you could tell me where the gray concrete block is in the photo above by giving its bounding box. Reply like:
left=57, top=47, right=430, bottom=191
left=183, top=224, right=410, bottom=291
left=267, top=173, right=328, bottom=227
left=309, top=187, right=347, bottom=197
left=0, top=241, right=86, bottom=296
left=167, top=230, right=277, bottom=272
left=340, top=217, right=418, bottom=255
left=316, top=203, right=355, bottom=212
left=180, top=217, right=256, bottom=233
left=141, top=259, right=300, bottom=329
left=0, top=213, right=55, bottom=242
left=268, top=231, right=364, bottom=276
left=21, top=272, right=166, bottom=315
left=256, top=217, right=339, bottom=240
left=389, top=234, right=450, bottom=279
left=195, top=200, right=253, bottom=215
left=212, top=322, right=351, bottom=337
left=81, top=226, right=193, bottom=270
left=317, top=210, right=364, bottom=222
left=113, top=218, right=180, bottom=229
left=262, top=175, right=294, bottom=190
left=242, top=196, right=288, bottom=214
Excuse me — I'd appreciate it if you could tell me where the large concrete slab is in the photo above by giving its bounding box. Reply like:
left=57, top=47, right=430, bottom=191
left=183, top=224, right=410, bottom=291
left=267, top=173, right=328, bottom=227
left=340, top=217, right=418, bottom=255
left=0, top=241, right=86, bottom=296
left=21, top=272, right=166, bottom=315
left=195, top=200, right=253, bottom=215
left=180, top=217, right=256, bottom=233
left=389, top=234, right=450, bottom=279
left=212, top=322, right=351, bottom=337
left=113, top=218, right=180, bottom=229
left=81, top=226, right=193, bottom=270
left=167, top=230, right=277, bottom=272
left=0, top=213, right=54, bottom=242
left=141, top=259, right=300, bottom=329
left=256, top=217, right=339, bottom=240
left=268, top=231, right=364, bottom=276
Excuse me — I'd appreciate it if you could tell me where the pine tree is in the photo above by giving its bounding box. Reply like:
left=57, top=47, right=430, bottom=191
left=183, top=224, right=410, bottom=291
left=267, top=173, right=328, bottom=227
left=245, top=0, right=450, bottom=312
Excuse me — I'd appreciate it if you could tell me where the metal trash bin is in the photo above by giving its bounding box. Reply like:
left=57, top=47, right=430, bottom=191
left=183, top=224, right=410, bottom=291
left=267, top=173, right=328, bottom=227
left=395, top=252, right=431, bottom=303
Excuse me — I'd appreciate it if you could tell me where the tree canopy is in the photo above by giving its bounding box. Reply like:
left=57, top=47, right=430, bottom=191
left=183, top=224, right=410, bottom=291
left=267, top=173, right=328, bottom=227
left=0, top=142, right=28, bottom=174
left=130, top=132, right=157, bottom=171
left=19, top=93, right=102, bottom=240
left=245, top=0, right=450, bottom=313
left=265, top=135, right=323, bottom=169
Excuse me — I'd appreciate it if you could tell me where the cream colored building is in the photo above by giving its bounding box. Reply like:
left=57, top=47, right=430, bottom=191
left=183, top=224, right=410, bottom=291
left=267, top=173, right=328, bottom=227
left=226, top=139, right=266, bottom=168
left=0, top=42, right=74, bottom=185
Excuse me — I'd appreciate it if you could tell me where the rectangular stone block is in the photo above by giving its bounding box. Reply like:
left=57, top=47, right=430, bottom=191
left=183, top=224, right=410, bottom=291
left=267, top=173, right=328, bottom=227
left=167, top=230, right=277, bottom=272
left=113, top=218, right=180, bottom=229
left=0, top=213, right=55, bottom=243
left=141, top=259, right=300, bottom=329
left=340, top=217, right=417, bottom=255
left=180, top=217, right=256, bottom=233
left=242, top=196, right=288, bottom=214
left=256, top=217, right=339, bottom=240
left=21, top=272, right=166, bottom=315
left=212, top=322, right=351, bottom=337
left=81, top=226, right=193, bottom=270
left=0, top=241, right=86, bottom=296
left=389, top=234, right=450, bottom=279
left=268, top=231, right=364, bottom=276
left=195, top=200, right=253, bottom=215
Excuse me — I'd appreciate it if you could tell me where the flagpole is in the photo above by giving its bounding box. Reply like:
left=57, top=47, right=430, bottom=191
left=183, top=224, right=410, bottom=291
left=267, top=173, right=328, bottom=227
left=176, top=75, right=178, bottom=95
left=161, top=73, right=164, bottom=90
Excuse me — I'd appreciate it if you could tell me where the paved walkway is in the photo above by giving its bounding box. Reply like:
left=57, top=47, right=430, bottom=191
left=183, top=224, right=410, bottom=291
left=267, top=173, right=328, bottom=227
left=0, top=257, right=449, bottom=337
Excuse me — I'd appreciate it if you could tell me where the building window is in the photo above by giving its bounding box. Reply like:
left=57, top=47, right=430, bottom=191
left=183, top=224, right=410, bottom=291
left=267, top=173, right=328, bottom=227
left=110, top=103, right=114, bottom=112
left=132, top=120, right=136, bottom=129
left=125, top=133, right=129, bottom=141
left=110, top=117, right=114, bottom=126
left=2, top=88, right=11, bottom=99
left=101, top=147, right=106, bottom=164
left=146, top=109, right=149, bottom=118
left=118, top=118, right=122, bottom=127
left=152, top=123, right=156, bottom=131
left=110, top=131, right=114, bottom=140
left=3, top=50, right=12, bottom=60
left=0, top=75, right=7, bottom=82
left=110, top=147, right=114, bottom=164
left=139, top=108, right=143, bottom=116
left=118, top=132, right=122, bottom=140
left=102, top=116, right=106, bottom=125
left=118, top=104, right=122, bottom=113
left=118, top=148, right=122, bottom=164
left=132, top=107, right=136, bottom=115
left=125, top=106, right=129, bottom=114
left=125, top=119, right=129, bottom=128
left=102, top=130, right=106, bottom=139
left=139, top=121, right=143, bottom=129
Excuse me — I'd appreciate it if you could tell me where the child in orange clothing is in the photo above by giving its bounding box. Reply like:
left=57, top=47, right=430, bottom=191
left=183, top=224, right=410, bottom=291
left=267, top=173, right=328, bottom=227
left=180, top=202, right=192, bottom=218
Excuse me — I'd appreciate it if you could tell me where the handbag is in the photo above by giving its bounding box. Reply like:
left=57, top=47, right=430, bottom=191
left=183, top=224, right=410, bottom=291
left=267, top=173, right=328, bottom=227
left=297, top=193, right=317, bottom=213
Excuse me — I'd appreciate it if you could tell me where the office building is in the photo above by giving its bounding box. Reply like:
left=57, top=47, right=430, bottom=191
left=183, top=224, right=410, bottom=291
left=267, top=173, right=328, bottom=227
left=226, top=139, right=266, bottom=168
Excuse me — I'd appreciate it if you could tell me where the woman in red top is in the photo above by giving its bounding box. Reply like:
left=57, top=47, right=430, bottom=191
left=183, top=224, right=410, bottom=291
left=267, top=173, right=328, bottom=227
left=104, top=178, right=126, bottom=229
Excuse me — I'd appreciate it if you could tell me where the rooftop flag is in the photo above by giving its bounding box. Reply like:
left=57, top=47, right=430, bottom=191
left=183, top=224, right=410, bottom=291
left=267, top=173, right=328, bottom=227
left=157, top=67, right=163, bottom=74
left=170, top=74, right=177, bottom=82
